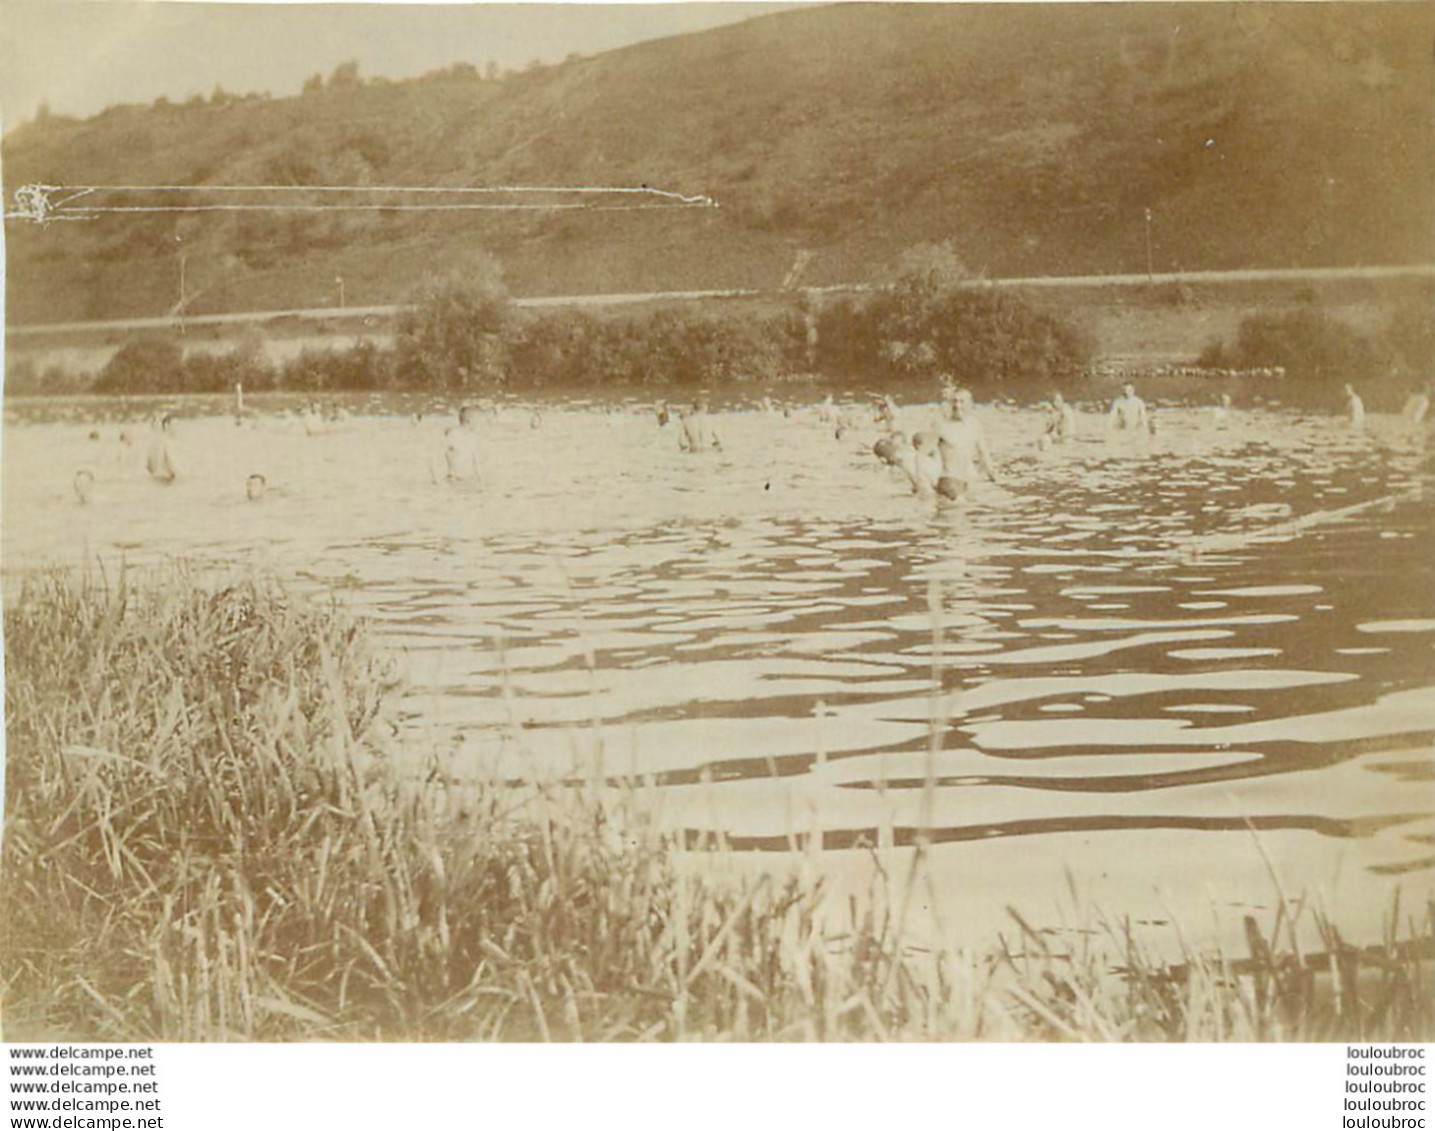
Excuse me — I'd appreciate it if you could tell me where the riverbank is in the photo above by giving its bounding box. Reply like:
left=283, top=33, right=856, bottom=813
left=6, top=269, right=1428, bottom=403
left=3, top=568, right=1431, bottom=1041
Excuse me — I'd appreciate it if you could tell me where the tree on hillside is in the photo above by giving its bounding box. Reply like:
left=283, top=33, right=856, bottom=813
left=395, top=256, right=513, bottom=392
left=328, top=61, right=362, bottom=90
left=890, top=241, right=972, bottom=299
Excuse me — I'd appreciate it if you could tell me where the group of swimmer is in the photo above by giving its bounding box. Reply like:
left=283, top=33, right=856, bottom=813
left=68, top=371, right=1431, bottom=507
left=75, top=396, right=492, bottom=501
left=73, top=411, right=270, bottom=505
left=302, top=398, right=350, bottom=436
left=871, top=385, right=1000, bottom=500
left=863, top=373, right=1430, bottom=502
left=870, top=378, right=1148, bottom=500
left=1342, top=381, right=1430, bottom=431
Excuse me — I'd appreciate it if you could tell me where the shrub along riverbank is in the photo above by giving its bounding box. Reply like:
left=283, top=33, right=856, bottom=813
left=3, top=567, right=1431, bottom=1041
left=8, top=286, right=1428, bottom=410
left=6, top=245, right=1098, bottom=400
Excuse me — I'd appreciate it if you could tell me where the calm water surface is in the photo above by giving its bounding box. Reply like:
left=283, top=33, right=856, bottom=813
left=5, top=392, right=1433, bottom=948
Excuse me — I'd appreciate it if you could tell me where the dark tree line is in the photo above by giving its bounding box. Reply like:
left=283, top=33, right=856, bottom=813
left=12, top=243, right=1104, bottom=398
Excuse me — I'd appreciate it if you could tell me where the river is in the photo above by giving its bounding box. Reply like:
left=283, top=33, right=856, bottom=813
left=4, top=390, right=1432, bottom=953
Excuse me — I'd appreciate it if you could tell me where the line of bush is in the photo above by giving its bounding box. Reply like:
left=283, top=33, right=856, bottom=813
left=14, top=247, right=1424, bottom=404
left=6, top=244, right=1097, bottom=399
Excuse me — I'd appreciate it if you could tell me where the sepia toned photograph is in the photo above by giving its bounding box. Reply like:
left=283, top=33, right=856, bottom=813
left=1, top=0, right=1432, bottom=1047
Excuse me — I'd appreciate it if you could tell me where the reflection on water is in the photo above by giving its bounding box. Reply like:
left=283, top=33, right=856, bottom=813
left=5, top=392, right=1434, bottom=944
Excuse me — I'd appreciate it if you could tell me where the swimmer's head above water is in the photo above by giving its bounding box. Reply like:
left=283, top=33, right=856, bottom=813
left=73, top=470, right=95, bottom=505
left=873, top=434, right=909, bottom=465
left=245, top=474, right=267, bottom=502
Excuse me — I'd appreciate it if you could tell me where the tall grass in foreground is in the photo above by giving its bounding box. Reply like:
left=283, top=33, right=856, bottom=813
left=3, top=568, right=1431, bottom=1041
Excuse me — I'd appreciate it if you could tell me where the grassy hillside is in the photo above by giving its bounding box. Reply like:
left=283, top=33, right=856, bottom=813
left=4, top=2, right=1433, bottom=325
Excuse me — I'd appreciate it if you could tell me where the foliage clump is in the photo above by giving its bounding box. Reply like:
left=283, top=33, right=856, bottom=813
left=810, top=242, right=1093, bottom=388
left=394, top=256, right=514, bottom=392
left=1199, top=308, right=1378, bottom=388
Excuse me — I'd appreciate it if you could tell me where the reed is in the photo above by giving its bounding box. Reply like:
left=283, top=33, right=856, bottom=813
left=3, top=567, right=1431, bottom=1041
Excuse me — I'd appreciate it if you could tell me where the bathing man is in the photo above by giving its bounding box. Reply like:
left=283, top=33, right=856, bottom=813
left=1213, top=392, right=1234, bottom=429
left=145, top=415, right=181, bottom=484
left=443, top=405, right=482, bottom=482
left=1045, top=391, right=1078, bottom=444
left=1343, top=383, right=1366, bottom=431
left=1402, top=383, right=1430, bottom=426
left=302, top=400, right=326, bottom=436
left=935, top=388, right=998, bottom=500
left=679, top=400, right=722, bottom=452
left=1107, top=383, right=1149, bottom=436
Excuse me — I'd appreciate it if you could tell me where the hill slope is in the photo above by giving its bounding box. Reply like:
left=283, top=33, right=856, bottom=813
left=4, top=2, right=1432, bottom=324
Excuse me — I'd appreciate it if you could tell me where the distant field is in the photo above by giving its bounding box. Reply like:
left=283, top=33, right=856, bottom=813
left=1017, top=273, right=1433, bottom=367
